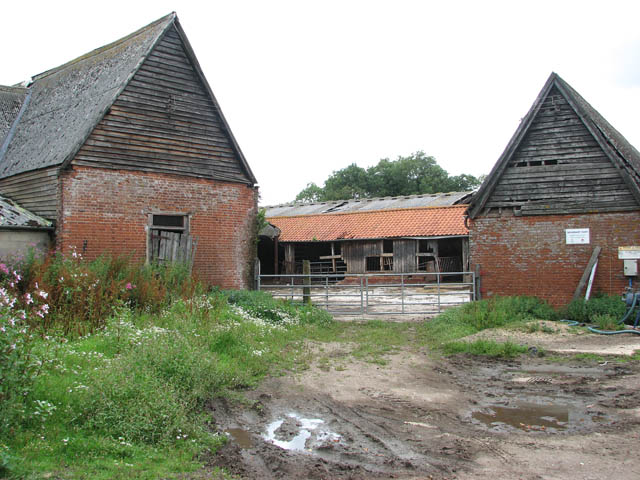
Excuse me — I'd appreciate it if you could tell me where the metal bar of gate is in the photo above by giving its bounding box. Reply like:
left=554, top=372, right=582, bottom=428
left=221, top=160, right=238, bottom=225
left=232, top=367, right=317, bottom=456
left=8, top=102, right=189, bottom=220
left=360, top=277, right=364, bottom=315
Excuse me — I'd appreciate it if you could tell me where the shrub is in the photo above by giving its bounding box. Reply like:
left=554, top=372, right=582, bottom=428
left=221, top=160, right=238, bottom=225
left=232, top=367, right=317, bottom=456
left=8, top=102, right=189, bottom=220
left=564, top=294, right=627, bottom=324
left=11, top=250, right=200, bottom=334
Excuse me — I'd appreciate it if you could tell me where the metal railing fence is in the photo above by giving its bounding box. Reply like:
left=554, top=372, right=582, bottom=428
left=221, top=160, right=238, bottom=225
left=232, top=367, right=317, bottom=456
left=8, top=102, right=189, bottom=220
left=257, top=271, right=475, bottom=316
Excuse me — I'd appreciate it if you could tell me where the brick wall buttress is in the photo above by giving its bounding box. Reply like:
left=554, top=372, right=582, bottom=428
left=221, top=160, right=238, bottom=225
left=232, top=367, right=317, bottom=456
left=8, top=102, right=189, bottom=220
left=469, top=210, right=640, bottom=307
left=57, top=166, right=258, bottom=289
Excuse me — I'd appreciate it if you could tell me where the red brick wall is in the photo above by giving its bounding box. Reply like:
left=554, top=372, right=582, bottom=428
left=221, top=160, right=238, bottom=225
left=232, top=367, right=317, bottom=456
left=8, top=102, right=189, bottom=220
left=57, top=166, right=258, bottom=289
left=469, top=210, right=640, bottom=307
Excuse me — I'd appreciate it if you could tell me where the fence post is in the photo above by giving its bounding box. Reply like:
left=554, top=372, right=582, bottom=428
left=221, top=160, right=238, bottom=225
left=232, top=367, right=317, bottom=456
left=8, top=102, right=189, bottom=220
left=325, top=276, right=329, bottom=308
left=401, top=274, right=405, bottom=314
left=303, top=260, right=311, bottom=305
left=365, top=276, right=369, bottom=314
left=255, top=258, right=261, bottom=291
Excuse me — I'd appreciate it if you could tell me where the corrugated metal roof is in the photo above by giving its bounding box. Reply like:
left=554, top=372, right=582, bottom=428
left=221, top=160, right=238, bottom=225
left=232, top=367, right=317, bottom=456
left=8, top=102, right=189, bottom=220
left=264, top=191, right=472, bottom=218
left=268, top=205, right=468, bottom=242
left=0, top=195, right=52, bottom=229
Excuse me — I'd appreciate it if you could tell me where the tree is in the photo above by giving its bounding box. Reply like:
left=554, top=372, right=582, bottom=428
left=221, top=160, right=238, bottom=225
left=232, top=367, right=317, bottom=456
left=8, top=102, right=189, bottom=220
left=293, top=151, right=481, bottom=203
left=295, top=183, right=325, bottom=203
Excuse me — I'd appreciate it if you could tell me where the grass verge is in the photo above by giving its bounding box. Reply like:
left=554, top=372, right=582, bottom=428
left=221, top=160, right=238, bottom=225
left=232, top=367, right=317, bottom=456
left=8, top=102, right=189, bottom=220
left=416, top=296, right=556, bottom=357
left=3, top=291, right=332, bottom=479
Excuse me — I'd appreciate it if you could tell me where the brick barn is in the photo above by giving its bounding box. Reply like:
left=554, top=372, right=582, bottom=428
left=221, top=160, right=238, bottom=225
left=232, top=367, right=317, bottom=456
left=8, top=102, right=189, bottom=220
left=0, top=13, right=258, bottom=288
left=467, top=73, right=640, bottom=307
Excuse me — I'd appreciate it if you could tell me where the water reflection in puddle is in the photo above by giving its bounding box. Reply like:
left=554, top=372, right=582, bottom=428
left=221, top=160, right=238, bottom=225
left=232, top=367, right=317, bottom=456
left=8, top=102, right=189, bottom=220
left=473, top=402, right=570, bottom=431
left=264, top=413, right=341, bottom=451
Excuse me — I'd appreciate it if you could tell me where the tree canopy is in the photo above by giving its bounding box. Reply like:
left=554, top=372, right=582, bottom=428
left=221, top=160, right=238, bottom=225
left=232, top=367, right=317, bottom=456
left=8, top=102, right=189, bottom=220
left=295, top=151, right=482, bottom=203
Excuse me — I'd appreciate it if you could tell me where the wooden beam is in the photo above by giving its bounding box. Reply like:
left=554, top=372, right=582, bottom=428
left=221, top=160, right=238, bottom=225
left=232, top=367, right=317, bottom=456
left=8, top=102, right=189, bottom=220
left=573, top=246, right=601, bottom=301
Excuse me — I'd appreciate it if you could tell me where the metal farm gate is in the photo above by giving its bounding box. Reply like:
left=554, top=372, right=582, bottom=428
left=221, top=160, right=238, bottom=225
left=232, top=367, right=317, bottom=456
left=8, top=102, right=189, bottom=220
left=257, top=270, right=476, bottom=316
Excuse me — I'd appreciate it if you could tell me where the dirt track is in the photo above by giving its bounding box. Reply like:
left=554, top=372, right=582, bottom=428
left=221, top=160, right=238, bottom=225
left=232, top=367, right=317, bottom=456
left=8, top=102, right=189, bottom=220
left=206, top=329, right=640, bottom=479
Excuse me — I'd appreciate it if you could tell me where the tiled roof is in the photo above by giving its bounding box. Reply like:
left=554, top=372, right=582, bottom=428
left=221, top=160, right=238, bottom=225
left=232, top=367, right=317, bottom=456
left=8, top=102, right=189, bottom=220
left=268, top=205, right=468, bottom=242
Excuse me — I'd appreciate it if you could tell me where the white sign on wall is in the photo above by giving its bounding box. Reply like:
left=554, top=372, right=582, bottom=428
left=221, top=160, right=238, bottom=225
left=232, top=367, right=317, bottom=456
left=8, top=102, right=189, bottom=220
left=565, top=228, right=590, bottom=245
left=619, top=246, right=640, bottom=259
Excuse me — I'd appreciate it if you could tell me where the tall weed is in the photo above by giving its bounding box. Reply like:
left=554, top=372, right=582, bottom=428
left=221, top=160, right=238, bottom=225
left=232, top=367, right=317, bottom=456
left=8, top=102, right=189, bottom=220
left=564, top=294, right=627, bottom=324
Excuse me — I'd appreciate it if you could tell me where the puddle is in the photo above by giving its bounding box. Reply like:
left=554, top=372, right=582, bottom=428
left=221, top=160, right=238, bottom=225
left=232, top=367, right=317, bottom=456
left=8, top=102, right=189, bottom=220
left=473, top=402, right=575, bottom=432
left=226, top=428, right=253, bottom=449
left=263, top=413, right=341, bottom=451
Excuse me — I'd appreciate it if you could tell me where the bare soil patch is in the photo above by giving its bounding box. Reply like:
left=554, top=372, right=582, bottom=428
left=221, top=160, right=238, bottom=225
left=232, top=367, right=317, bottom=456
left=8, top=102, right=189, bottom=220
left=205, top=330, right=640, bottom=479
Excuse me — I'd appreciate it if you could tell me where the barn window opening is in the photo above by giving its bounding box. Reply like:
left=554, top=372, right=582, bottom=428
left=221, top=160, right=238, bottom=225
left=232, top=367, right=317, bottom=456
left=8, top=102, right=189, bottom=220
left=366, top=255, right=393, bottom=272
left=529, top=160, right=542, bottom=167
left=383, top=239, right=393, bottom=253
left=366, top=256, right=382, bottom=271
left=418, top=240, right=433, bottom=253
left=544, top=159, right=558, bottom=165
left=152, top=214, right=186, bottom=231
left=148, top=213, right=193, bottom=264
left=515, top=161, right=528, bottom=167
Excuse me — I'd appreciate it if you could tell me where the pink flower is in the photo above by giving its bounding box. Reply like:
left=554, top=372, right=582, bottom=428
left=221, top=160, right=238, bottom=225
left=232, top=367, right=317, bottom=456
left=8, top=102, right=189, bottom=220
left=38, top=290, right=48, bottom=299
left=125, top=282, right=134, bottom=290
left=24, top=293, right=33, bottom=305
left=0, top=264, right=8, bottom=275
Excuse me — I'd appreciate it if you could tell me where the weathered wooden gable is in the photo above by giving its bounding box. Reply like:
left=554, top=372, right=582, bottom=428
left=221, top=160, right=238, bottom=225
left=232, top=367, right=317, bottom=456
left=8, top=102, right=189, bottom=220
left=469, top=74, right=640, bottom=218
left=74, top=25, right=254, bottom=184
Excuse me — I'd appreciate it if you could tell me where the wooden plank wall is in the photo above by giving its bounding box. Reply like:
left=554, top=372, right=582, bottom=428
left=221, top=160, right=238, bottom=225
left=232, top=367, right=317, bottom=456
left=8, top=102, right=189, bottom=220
left=73, top=26, right=251, bottom=184
left=487, top=86, right=637, bottom=215
left=393, top=239, right=417, bottom=273
left=0, top=166, right=58, bottom=220
left=343, top=240, right=381, bottom=274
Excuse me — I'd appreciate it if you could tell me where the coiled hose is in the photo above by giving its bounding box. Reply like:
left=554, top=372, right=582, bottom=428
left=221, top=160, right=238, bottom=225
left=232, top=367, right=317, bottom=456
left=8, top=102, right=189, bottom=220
left=563, top=293, right=640, bottom=335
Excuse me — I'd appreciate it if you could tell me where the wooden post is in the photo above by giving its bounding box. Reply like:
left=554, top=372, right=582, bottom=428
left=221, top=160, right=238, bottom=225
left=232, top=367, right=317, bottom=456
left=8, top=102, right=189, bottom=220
left=274, top=237, right=279, bottom=275
left=573, top=246, right=601, bottom=301
left=303, top=260, right=311, bottom=305
left=462, top=237, right=471, bottom=283
left=284, top=244, right=295, bottom=275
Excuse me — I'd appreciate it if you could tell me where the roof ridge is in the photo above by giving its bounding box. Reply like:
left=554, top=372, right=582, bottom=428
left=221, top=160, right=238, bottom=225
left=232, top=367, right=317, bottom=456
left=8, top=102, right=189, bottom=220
left=262, top=191, right=473, bottom=209
left=32, top=12, right=176, bottom=82
left=267, top=204, right=469, bottom=220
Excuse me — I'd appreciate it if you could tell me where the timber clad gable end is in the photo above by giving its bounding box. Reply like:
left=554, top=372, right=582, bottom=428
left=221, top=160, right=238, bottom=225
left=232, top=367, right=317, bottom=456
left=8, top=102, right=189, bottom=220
left=469, top=73, right=640, bottom=218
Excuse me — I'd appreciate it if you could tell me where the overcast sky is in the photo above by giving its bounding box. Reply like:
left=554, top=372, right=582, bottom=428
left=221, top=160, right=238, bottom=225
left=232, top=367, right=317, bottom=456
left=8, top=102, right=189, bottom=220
left=3, top=0, right=640, bottom=206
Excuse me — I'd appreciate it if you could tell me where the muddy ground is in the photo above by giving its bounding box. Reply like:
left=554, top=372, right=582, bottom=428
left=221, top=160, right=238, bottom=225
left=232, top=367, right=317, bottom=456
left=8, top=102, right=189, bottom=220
left=205, top=324, right=640, bottom=479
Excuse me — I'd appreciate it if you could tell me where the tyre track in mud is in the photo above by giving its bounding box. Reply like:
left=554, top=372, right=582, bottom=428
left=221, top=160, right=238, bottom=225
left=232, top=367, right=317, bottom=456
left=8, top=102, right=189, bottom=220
left=203, top=345, right=640, bottom=479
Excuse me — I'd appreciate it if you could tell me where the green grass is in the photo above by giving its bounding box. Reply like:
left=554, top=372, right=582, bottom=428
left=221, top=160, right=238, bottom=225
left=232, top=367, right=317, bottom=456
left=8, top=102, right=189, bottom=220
left=443, top=340, right=528, bottom=358
left=3, top=291, right=334, bottom=479
left=416, top=296, right=556, bottom=358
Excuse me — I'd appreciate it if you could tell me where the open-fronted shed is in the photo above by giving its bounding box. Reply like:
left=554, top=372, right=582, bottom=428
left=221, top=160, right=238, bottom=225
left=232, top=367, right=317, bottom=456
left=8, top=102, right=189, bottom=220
left=468, top=73, right=640, bottom=306
left=261, top=192, right=472, bottom=276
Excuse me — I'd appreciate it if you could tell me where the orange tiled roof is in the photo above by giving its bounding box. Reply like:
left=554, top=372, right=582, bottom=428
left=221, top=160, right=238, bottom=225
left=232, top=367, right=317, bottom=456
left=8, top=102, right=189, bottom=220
left=268, top=205, right=468, bottom=242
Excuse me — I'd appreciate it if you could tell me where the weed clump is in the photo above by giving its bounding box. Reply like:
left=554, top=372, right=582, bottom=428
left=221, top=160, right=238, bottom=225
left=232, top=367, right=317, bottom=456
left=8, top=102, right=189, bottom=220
left=564, top=294, right=627, bottom=324
left=418, top=296, right=556, bottom=358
